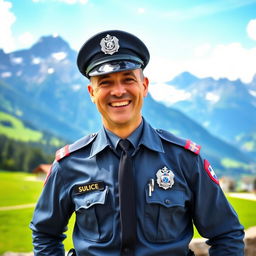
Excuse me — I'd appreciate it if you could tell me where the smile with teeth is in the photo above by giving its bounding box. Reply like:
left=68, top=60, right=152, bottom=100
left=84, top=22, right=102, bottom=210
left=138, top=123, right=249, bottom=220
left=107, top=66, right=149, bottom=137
left=110, top=100, right=131, bottom=107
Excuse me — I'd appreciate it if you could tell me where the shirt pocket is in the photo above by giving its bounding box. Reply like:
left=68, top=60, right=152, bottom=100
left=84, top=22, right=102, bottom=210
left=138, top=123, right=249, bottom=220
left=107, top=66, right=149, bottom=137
left=143, top=187, right=187, bottom=243
left=73, top=187, right=113, bottom=242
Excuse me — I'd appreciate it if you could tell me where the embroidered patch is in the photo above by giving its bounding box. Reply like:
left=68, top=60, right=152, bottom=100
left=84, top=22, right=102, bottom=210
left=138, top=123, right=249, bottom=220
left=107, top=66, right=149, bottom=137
left=184, top=140, right=201, bottom=155
left=55, top=145, right=70, bottom=161
left=74, top=181, right=105, bottom=194
left=204, top=159, right=219, bottom=185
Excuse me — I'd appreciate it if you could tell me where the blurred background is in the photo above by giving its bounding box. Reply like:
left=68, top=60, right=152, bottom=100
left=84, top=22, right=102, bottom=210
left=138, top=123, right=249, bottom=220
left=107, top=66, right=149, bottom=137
left=0, top=0, right=255, bottom=254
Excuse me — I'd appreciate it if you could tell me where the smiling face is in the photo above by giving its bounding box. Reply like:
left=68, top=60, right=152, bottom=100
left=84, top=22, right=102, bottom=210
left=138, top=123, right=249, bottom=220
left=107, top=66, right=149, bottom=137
left=88, top=69, right=149, bottom=136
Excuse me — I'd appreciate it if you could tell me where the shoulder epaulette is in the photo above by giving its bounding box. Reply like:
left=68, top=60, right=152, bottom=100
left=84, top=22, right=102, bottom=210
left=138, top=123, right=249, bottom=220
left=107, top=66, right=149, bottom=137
left=184, top=139, right=201, bottom=155
left=55, top=133, right=97, bottom=162
left=55, top=145, right=70, bottom=161
left=155, top=129, right=201, bottom=155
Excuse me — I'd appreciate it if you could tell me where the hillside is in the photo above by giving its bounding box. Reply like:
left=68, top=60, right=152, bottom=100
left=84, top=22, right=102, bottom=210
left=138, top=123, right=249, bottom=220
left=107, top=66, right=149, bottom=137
left=0, top=111, right=66, bottom=150
left=0, top=111, right=68, bottom=172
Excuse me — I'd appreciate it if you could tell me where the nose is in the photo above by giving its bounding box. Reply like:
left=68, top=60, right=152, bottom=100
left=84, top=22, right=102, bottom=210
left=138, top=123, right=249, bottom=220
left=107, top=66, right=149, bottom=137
left=110, top=81, right=127, bottom=97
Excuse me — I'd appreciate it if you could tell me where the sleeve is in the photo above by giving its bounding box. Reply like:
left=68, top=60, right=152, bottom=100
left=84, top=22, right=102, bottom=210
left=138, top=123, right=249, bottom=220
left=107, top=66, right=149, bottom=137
left=30, top=161, right=74, bottom=256
left=186, top=154, right=245, bottom=256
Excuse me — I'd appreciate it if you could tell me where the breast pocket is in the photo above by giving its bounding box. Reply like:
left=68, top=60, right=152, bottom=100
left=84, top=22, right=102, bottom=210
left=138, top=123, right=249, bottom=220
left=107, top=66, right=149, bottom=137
left=73, top=187, right=113, bottom=242
left=144, top=188, right=188, bottom=243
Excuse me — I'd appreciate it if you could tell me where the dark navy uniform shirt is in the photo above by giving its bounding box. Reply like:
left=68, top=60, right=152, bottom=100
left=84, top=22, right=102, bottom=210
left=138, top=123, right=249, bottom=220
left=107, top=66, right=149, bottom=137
left=30, top=118, right=244, bottom=256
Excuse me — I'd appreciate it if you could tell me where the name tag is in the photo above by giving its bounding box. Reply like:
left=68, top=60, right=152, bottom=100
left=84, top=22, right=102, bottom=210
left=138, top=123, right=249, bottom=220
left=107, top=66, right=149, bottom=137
left=74, top=181, right=105, bottom=194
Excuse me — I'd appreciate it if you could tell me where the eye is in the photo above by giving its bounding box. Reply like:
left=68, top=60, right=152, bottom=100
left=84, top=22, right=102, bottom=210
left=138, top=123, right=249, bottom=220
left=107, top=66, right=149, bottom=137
left=99, top=80, right=111, bottom=87
left=124, top=77, right=136, bottom=84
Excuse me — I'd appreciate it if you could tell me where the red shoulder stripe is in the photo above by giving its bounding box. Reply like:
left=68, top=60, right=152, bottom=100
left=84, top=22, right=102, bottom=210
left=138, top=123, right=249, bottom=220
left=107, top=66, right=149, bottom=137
left=55, top=145, right=70, bottom=161
left=184, top=140, right=201, bottom=155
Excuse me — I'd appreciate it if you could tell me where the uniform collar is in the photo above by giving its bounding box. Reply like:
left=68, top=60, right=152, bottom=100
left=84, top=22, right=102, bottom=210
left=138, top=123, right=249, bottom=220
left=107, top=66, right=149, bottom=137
left=139, top=118, right=165, bottom=153
left=89, top=118, right=164, bottom=158
left=105, top=120, right=144, bottom=151
left=89, top=128, right=110, bottom=158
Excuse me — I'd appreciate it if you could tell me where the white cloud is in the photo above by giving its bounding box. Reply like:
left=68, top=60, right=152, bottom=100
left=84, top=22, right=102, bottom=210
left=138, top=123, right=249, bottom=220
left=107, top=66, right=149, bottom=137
left=18, top=32, right=36, bottom=48
left=72, top=84, right=82, bottom=91
left=11, top=57, right=23, bottom=64
left=1, top=72, right=12, bottom=78
left=0, top=2, right=35, bottom=51
left=205, top=92, right=220, bottom=103
left=145, top=56, right=184, bottom=83
left=32, top=57, right=41, bottom=64
left=249, top=89, right=256, bottom=97
left=149, top=83, right=191, bottom=105
left=0, top=0, right=16, bottom=52
left=51, top=52, right=67, bottom=61
left=47, top=68, right=55, bottom=74
left=188, top=43, right=256, bottom=83
left=147, top=42, right=256, bottom=84
left=247, top=19, right=256, bottom=41
left=194, top=43, right=212, bottom=58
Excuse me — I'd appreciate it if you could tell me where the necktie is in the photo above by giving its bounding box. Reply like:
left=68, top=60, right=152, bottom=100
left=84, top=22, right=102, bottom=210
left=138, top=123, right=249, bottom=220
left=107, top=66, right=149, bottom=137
left=118, top=139, right=136, bottom=255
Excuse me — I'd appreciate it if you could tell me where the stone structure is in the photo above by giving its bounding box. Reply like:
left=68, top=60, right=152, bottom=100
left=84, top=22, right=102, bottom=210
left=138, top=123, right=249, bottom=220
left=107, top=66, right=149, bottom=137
left=189, top=226, right=256, bottom=256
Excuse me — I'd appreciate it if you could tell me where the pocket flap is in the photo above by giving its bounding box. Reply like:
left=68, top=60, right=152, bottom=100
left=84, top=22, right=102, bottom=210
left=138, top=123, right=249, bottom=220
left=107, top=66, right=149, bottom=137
left=145, top=188, right=184, bottom=208
left=74, top=188, right=108, bottom=211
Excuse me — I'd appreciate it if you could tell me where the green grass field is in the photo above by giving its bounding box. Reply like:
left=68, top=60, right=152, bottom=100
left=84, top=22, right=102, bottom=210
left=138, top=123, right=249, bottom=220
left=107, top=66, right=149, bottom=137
left=0, top=170, right=255, bottom=254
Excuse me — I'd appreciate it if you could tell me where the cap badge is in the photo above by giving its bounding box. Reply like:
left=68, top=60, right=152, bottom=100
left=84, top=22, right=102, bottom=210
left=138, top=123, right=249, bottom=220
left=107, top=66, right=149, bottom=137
left=100, top=34, right=119, bottom=55
left=156, top=166, right=175, bottom=190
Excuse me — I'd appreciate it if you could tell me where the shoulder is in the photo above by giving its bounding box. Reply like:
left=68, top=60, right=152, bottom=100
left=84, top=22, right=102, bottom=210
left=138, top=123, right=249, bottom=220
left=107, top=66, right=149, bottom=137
left=155, top=128, right=201, bottom=155
left=55, top=132, right=97, bottom=162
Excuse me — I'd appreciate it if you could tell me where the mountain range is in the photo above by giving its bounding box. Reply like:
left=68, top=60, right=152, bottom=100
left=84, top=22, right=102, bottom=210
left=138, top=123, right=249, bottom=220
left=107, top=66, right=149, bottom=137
left=0, top=35, right=255, bottom=178
left=151, top=71, right=256, bottom=157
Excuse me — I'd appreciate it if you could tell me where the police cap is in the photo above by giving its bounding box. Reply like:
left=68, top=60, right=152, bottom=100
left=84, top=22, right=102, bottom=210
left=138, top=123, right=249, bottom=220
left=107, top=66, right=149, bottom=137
left=77, top=30, right=150, bottom=78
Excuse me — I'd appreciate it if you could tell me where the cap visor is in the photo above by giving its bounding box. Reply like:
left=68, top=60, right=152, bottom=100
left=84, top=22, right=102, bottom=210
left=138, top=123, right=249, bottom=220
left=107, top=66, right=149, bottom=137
left=88, top=61, right=142, bottom=77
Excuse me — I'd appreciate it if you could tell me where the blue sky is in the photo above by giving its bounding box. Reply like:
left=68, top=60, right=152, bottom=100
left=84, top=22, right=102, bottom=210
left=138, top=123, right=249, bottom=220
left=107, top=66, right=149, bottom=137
left=1, top=0, right=256, bottom=83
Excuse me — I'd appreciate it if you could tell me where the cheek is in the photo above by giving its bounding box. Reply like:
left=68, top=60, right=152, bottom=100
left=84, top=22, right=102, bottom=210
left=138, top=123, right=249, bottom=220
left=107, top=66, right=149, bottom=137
left=94, top=92, right=108, bottom=109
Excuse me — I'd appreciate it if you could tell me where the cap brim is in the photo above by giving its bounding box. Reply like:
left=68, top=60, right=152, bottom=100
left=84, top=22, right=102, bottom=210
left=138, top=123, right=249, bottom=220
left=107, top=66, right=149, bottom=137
left=88, top=60, right=142, bottom=77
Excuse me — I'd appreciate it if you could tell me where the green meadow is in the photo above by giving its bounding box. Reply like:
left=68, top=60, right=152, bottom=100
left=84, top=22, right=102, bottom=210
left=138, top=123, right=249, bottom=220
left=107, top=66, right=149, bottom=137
left=0, top=170, right=255, bottom=254
left=0, top=112, right=42, bottom=143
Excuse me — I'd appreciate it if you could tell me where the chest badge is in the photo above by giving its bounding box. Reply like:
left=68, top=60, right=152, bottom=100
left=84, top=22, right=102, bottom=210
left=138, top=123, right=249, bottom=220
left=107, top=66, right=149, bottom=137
left=156, top=166, right=175, bottom=190
left=100, top=34, right=119, bottom=55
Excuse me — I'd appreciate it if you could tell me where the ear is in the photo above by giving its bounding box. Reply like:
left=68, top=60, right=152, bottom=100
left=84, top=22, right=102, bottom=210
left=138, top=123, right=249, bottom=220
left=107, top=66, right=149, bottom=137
left=87, top=84, right=95, bottom=103
left=142, top=76, right=149, bottom=97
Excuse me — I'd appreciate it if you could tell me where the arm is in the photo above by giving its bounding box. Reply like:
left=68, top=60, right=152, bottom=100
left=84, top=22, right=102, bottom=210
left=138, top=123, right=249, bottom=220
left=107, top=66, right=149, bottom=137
left=30, top=162, right=74, bottom=255
left=186, top=155, right=244, bottom=256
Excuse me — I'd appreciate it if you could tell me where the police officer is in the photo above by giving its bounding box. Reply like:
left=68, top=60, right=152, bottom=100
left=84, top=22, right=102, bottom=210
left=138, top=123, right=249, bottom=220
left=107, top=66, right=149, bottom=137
left=30, top=30, right=245, bottom=256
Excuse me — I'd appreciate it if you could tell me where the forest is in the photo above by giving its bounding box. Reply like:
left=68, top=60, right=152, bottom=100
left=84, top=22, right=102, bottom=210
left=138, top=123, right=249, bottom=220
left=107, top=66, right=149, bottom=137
left=0, top=135, right=55, bottom=172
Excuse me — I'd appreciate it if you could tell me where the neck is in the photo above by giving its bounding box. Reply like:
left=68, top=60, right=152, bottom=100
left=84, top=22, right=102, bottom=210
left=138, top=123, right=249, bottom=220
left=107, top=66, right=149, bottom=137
left=103, top=117, right=142, bottom=139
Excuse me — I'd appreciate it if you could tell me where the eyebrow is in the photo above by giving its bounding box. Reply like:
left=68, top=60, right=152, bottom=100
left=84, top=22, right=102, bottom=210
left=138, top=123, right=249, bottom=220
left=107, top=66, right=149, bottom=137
left=93, top=74, right=111, bottom=83
left=94, top=71, right=137, bottom=83
left=122, top=71, right=136, bottom=77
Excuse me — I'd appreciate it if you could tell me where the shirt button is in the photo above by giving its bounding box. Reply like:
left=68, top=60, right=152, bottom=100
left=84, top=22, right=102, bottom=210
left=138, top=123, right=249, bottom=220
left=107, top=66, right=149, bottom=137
left=86, top=200, right=91, bottom=206
left=164, top=199, right=171, bottom=205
